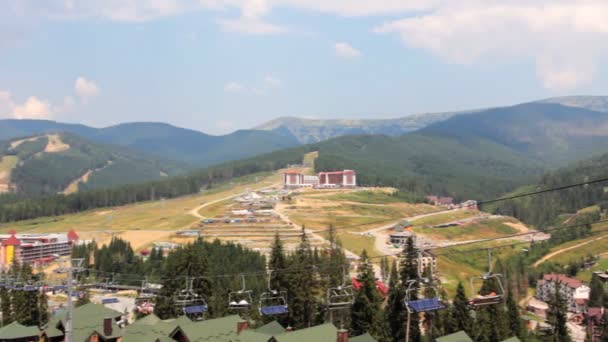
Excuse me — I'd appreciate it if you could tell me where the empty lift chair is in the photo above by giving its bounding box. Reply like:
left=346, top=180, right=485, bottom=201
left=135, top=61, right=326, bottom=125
left=326, top=265, right=354, bottom=310
left=467, top=249, right=505, bottom=309
left=402, top=250, right=446, bottom=314
left=259, top=270, right=288, bottom=316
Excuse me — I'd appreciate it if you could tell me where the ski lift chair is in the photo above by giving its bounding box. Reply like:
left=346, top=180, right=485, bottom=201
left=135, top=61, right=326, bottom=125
left=403, top=280, right=446, bottom=314
left=467, top=249, right=505, bottom=309
left=259, top=271, right=288, bottom=316
left=326, top=266, right=354, bottom=310
left=228, top=275, right=253, bottom=311
left=175, top=278, right=208, bottom=320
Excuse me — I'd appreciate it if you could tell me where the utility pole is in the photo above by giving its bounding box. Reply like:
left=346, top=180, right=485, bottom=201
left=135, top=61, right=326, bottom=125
left=54, top=257, right=84, bottom=342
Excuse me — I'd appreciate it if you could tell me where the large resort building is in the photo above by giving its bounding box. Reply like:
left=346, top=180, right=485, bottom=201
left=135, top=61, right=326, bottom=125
left=0, top=230, right=78, bottom=269
left=283, top=169, right=356, bottom=189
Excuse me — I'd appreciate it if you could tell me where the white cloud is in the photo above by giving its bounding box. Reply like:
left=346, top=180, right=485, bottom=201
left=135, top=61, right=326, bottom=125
left=218, top=17, right=286, bottom=34
left=334, top=42, right=361, bottom=58
left=0, top=91, right=53, bottom=120
left=13, top=96, right=53, bottom=119
left=75, top=77, right=100, bottom=98
left=373, top=0, right=608, bottom=91
left=224, top=82, right=244, bottom=92
left=264, top=75, right=281, bottom=87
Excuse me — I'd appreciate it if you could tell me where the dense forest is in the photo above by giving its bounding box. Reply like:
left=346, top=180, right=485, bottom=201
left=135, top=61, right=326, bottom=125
left=68, top=231, right=604, bottom=341
left=490, top=152, right=608, bottom=228
left=1, top=133, right=187, bottom=197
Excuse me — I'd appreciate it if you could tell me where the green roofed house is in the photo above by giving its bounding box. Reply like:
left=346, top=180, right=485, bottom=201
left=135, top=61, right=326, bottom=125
left=349, top=333, right=377, bottom=342
left=436, top=331, right=474, bottom=342
left=501, top=337, right=522, bottom=342
left=0, top=321, right=39, bottom=342
left=42, top=303, right=125, bottom=342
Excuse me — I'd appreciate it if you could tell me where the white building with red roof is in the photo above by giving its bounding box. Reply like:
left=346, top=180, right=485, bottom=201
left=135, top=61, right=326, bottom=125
left=536, top=274, right=590, bottom=313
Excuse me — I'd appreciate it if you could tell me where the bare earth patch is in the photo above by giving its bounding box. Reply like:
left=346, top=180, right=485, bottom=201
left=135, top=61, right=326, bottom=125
left=504, top=222, right=531, bottom=233
left=44, top=134, right=70, bottom=153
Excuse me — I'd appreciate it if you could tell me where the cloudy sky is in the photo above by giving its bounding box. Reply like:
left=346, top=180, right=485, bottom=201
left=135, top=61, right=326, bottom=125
left=0, top=0, right=607, bottom=134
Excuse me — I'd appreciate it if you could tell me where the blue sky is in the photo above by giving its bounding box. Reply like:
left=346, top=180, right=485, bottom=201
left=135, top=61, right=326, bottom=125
left=0, top=0, right=607, bottom=134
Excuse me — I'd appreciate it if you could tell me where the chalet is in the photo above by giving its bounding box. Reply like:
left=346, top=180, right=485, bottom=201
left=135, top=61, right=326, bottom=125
left=389, top=231, right=416, bottom=246
left=536, top=274, right=590, bottom=313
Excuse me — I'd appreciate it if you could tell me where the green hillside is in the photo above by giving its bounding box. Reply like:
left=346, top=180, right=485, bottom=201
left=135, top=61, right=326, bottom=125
left=0, top=133, right=188, bottom=196
left=490, top=151, right=608, bottom=228
left=313, top=103, right=608, bottom=201
left=0, top=120, right=300, bottom=166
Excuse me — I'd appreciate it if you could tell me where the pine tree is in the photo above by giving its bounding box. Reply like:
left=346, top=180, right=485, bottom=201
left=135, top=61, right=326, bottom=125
left=506, top=288, right=523, bottom=339
left=589, top=273, right=605, bottom=307
left=400, top=238, right=420, bottom=342
left=351, top=250, right=383, bottom=339
left=0, top=286, right=12, bottom=326
left=385, top=260, right=405, bottom=342
left=546, top=281, right=571, bottom=342
left=447, top=282, right=473, bottom=335
left=37, top=290, right=48, bottom=327
left=288, top=227, right=317, bottom=328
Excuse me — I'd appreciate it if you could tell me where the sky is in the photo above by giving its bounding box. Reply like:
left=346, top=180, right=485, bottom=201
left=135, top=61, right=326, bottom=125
left=0, top=0, right=607, bottom=135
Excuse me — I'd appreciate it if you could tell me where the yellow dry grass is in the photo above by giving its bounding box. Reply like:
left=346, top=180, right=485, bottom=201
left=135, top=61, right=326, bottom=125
left=0, top=156, right=18, bottom=193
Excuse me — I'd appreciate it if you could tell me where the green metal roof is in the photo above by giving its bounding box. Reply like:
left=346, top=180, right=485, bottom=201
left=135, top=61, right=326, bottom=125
left=350, top=333, right=377, bottom=342
left=502, top=337, right=522, bottom=342
left=436, top=331, right=474, bottom=342
left=170, top=315, right=242, bottom=342
left=48, top=303, right=124, bottom=342
left=130, top=314, right=162, bottom=326
left=0, top=321, right=39, bottom=339
left=255, top=321, right=285, bottom=336
left=273, top=323, right=338, bottom=342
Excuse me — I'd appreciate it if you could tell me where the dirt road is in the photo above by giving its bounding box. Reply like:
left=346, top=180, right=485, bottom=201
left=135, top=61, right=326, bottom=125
left=187, top=183, right=281, bottom=219
left=533, top=234, right=608, bottom=267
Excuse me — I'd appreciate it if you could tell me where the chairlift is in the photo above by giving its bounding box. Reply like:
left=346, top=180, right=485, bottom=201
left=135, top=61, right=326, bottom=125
left=175, top=277, right=208, bottom=320
left=402, top=250, right=446, bottom=314
left=259, top=271, right=288, bottom=316
left=136, top=278, right=156, bottom=304
left=403, top=280, right=446, bottom=313
left=326, top=265, right=354, bottom=310
left=467, top=249, right=505, bottom=309
left=228, top=275, right=253, bottom=311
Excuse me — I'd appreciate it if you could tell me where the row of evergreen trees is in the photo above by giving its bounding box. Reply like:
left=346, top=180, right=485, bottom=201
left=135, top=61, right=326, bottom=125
left=73, top=232, right=601, bottom=341
left=0, top=262, right=48, bottom=327
left=0, top=144, right=314, bottom=223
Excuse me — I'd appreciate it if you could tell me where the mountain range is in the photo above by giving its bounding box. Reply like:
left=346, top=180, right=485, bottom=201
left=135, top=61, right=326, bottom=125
left=0, top=95, right=607, bottom=197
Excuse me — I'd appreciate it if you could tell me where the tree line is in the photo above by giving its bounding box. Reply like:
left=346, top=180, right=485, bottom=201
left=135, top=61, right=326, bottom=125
left=0, top=144, right=314, bottom=223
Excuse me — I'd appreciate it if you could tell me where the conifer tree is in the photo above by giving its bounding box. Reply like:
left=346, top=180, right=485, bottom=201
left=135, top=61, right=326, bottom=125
left=506, top=288, right=523, bottom=339
left=37, top=290, right=48, bottom=327
left=400, top=238, right=420, bottom=342
left=0, top=286, right=12, bottom=326
left=351, top=250, right=383, bottom=339
left=288, top=227, right=317, bottom=328
left=385, top=260, right=405, bottom=341
left=546, top=281, right=571, bottom=342
left=447, top=282, right=473, bottom=335
left=589, top=273, right=605, bottom=307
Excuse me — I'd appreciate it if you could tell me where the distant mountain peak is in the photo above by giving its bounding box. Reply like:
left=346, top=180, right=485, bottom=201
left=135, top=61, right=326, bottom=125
left=538, top=95, right=608, bottom=113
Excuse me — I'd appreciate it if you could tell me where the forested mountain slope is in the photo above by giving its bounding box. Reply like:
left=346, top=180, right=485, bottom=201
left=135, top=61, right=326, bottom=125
left=489, top=152, right=608, bottom=228
left=313, top=103, right=608, bottom=200
left=0, top=133, right=188, bottom=196
left=0, top=120, right=300, bottom=166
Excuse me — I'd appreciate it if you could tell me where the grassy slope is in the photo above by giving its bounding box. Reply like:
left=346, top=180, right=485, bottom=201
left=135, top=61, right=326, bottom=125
left=0, top=171, right=280, bottom=234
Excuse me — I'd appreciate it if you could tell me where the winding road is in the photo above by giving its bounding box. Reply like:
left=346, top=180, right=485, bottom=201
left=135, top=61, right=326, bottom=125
left=533, top=234, right=608, bottom=267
